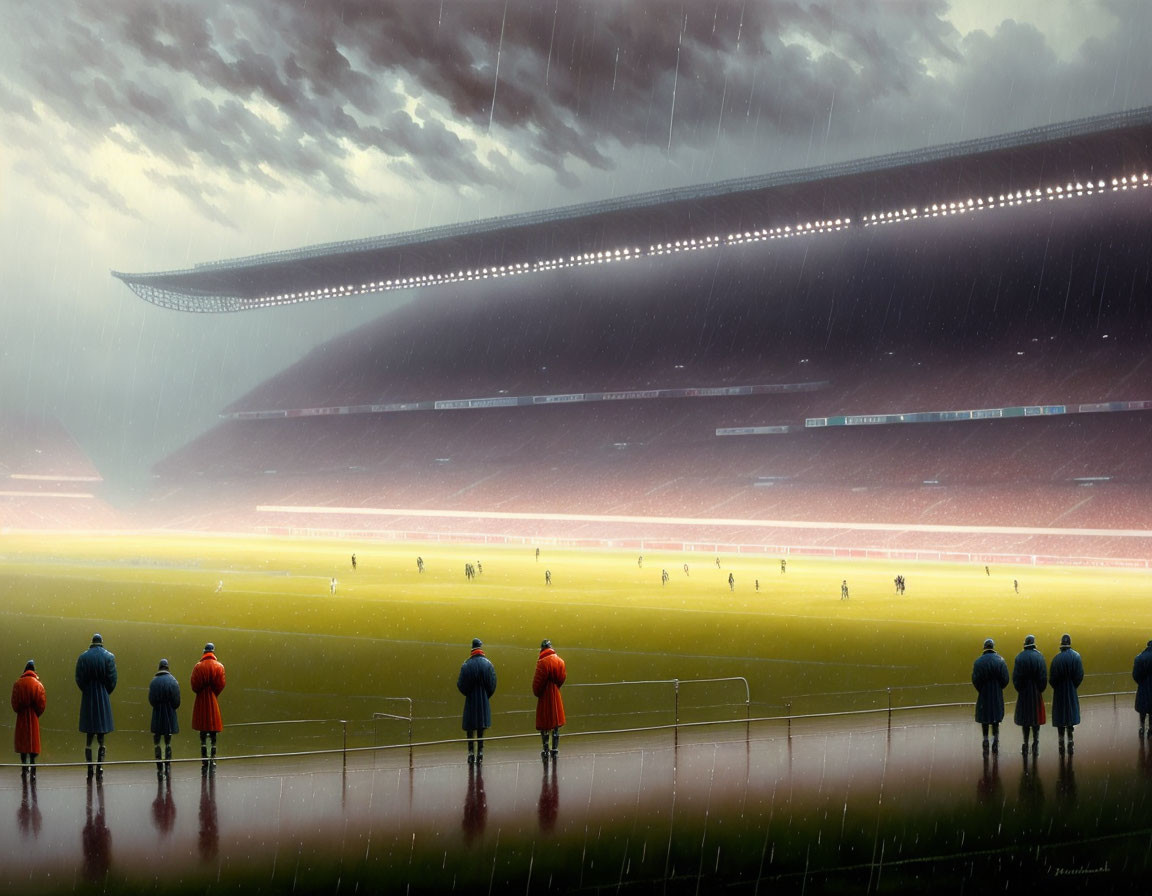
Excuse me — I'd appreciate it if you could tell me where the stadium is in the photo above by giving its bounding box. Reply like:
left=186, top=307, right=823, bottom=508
left=106, top=105, right=1152, bottom=565
left=3, top=106, right=1152, bottom=892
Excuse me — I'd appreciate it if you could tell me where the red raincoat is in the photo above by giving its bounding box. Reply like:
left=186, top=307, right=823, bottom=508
left=11, top=670, right=46, bottom=755
left=532, top=648, right=566, bottom=731
left=191, top=652, right=226, bottom=732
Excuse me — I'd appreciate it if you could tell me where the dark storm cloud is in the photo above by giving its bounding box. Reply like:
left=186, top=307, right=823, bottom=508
left=3, top=0, right=1152, bottom=225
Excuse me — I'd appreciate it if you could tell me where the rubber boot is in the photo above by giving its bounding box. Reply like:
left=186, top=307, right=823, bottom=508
left=96, top=745, right=106, bottom=779
left=1058, top=729, right=1065, bottom=755
left=210, top=742, right=217, bottom=773
left=551, top=730, right=559, bottom=761
left=155, top=743, right=164, bottom=777
left=1067, top=730, right=1074, bottom=755
left=85, top=747, right=94, bottom=779
left=541, top=733, right=549, bottom=762
left=201, top=742, right=209, bottom=775
left=165, top=744, right=173, bottom=777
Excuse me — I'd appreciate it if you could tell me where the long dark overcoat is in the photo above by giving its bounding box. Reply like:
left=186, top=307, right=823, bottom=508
left=1012, top=645, right=1047, bottom=727
left=972, top=649, right=1009, bottom=724
left=1134, top=645, right=1152, bottom=714
left=1049, top=647, right=1084, bottom=727
left=76, top=644, right=117, bottom=734
left=457, top=650, right=497, bottom=731
left=149, top=670, right=181, bottom=736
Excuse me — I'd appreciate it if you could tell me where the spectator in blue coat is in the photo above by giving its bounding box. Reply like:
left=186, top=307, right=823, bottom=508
left=1049, top=634, right=1084, bottom=755
left=1134, top=639, right=1152, bottom=739
left=75, top=634, right=117, bottom=779
left=149, top=659, right=181, bottom=778
left=1013, top=634, right=1047, bottom=757
left=457, top=638, right=497, bottom=765
left=972, top=638, right=1010, bottom=754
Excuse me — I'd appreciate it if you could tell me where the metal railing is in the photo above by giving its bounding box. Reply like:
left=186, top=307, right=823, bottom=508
left=567, top=677, right=751, bottom=747
left=1, top=685, right=1138, bottom=773
left=372, top=696, right=415, bottom=768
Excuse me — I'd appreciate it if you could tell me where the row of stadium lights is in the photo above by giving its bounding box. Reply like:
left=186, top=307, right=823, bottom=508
left=252, top=171, right=1149, bottom=308
left=251, top=249, right=648, bottom=307
left=864, top=172, right=1151, bottom=227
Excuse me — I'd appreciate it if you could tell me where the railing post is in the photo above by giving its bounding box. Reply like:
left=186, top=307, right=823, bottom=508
left=786, top=699, right=792, bottom=741
left=408, top=703, right=414, bottom=772
left=887, top=688, right=892, bottom=732
left=342, top=720, right=348, bottom=772
left=674, top=679, right=680, bottom=749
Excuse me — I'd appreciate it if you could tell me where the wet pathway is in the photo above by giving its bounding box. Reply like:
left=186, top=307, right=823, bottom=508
left=1, top=702, right=1150, bottom=893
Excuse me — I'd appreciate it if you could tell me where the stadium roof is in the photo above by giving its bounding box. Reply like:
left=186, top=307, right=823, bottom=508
left=113, top=106, right=1152, bottom=313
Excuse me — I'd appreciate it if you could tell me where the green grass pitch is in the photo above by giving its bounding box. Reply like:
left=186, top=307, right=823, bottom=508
left=0, top=533, right=1148, bottom=761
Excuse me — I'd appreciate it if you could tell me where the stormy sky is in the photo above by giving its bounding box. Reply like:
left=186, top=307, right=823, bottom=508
left=1, top=0, right=1150, bottom=493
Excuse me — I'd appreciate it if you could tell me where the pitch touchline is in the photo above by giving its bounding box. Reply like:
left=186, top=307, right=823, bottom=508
left=255, top=505, right=1152, bottom=538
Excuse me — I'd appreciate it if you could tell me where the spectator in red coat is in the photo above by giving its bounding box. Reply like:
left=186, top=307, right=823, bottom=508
left=533, top=640, right=566, bottom=762
left=191, top=643, right=226, bottom=775
left=11, top=660, right=46, bottom=777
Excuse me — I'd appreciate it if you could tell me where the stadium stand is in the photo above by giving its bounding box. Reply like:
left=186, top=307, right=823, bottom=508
left=127, top=116, right=1152, bottom=562
left=0, top=414, right=122, bottom=530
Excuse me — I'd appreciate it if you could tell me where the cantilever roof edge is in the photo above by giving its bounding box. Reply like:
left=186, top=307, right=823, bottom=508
left=113, top=104, right=1152, bottom=313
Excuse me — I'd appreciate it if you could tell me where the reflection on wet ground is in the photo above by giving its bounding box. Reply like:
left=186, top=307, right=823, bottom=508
left=1, top=705, right=1151, bottom=892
